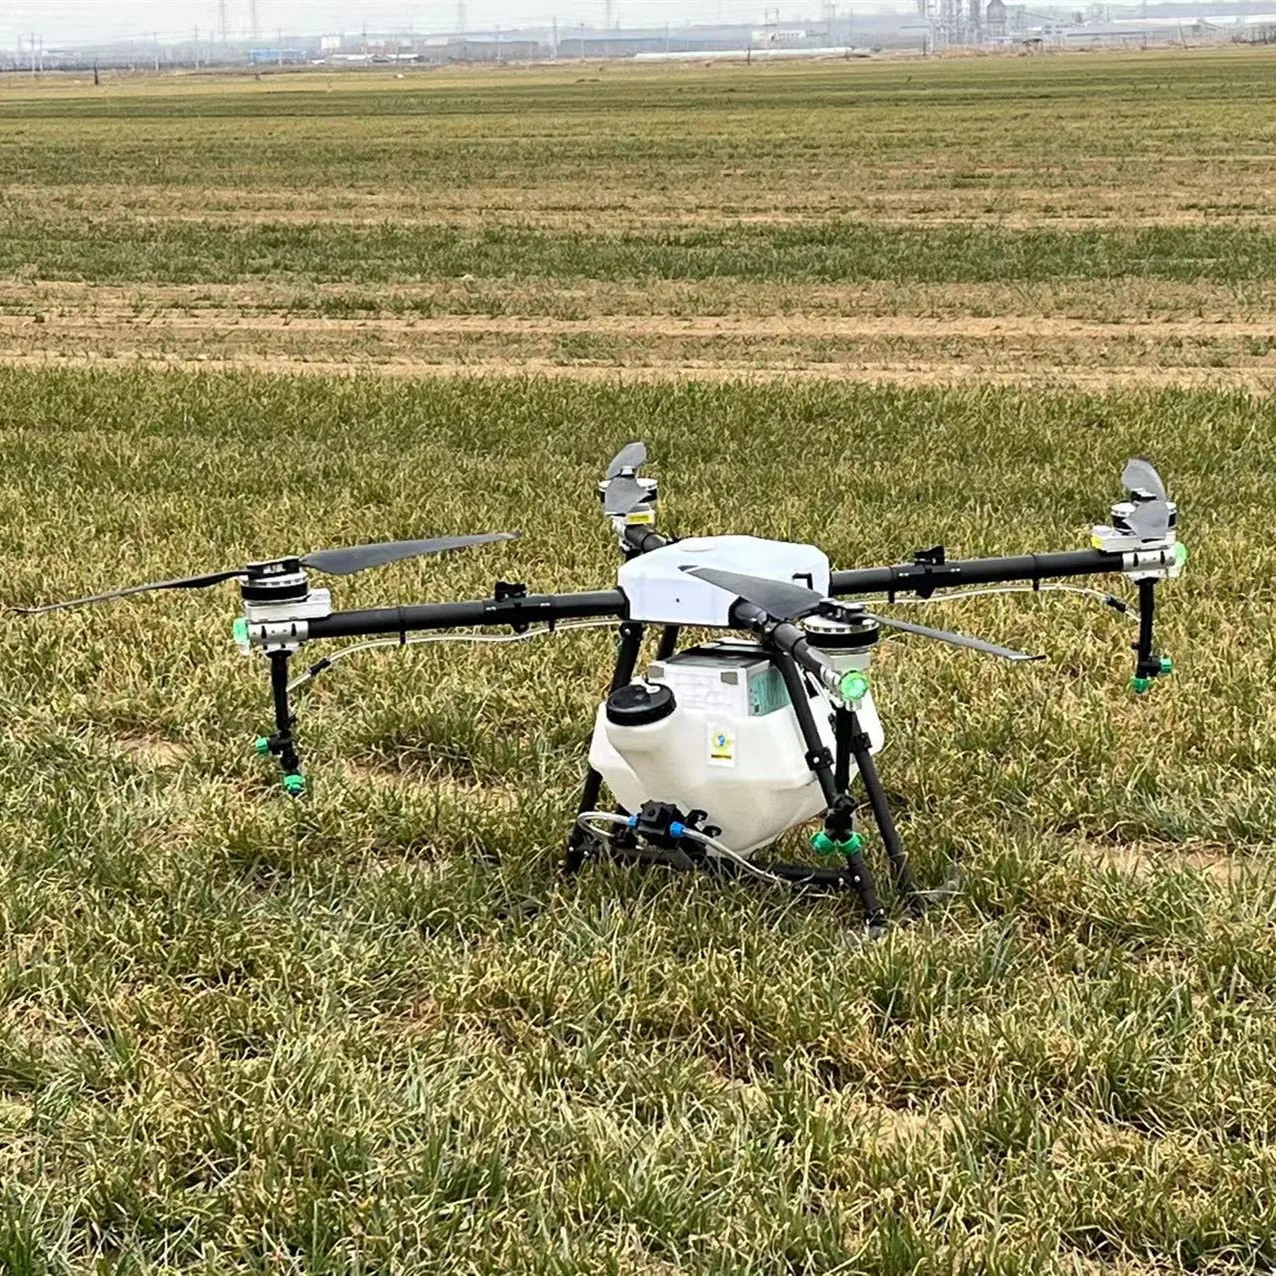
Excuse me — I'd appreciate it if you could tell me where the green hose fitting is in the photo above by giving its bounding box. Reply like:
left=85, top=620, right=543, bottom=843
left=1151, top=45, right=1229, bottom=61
left=811, top=829, right=865, bottom=857
left=253, top=736, right=271, bottom=756
left=1131, top=675, right=1152, bottom=694
left=232, top=617, right=250, bottom=652
left=1159, top=656, right=1174, bottom=677
left=282, top=773, right=305, bottom=797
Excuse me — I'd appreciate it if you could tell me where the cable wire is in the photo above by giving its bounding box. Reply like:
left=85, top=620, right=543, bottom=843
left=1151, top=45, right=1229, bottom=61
left=289, top=619, right=620, bottom=692
left=880, top=582, right=1132, bottom=615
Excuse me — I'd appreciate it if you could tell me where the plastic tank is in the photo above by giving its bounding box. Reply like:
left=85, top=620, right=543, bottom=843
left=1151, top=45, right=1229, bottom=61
left=588, top=642, right=884, bottom=856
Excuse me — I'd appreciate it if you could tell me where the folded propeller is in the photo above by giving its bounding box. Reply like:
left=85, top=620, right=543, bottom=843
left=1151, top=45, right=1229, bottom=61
left=602, top=441, right=654, bottom=517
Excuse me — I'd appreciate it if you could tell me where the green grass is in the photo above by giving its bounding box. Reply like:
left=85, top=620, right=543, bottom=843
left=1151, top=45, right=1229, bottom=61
left=2, top=368, right=1276, bottom=1271
left=3, top=50, right=1276, bottom=303
left=7, top=216, right=1276, bottom=286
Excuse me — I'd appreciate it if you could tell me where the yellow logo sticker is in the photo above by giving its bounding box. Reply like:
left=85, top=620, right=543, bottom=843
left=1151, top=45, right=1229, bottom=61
left=708, top=725, right=736, bottom=767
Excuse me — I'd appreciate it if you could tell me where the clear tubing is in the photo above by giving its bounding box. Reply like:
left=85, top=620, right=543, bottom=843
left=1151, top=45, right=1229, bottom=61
left=575, top=812, right=785, bottom=887
left=881, top=583, right=1132, bottom=614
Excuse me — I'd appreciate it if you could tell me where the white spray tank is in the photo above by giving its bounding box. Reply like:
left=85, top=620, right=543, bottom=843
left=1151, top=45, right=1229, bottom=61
left=588, top=636, right=884, bottom=857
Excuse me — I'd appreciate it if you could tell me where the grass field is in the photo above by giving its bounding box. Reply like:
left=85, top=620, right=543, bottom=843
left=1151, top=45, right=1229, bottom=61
left=3, top=50, right=1276, bottom=385
left=1, top=49, right=1276, bottom=1274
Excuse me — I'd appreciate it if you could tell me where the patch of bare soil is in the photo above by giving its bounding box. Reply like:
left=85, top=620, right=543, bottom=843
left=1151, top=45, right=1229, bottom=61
left=116, top=734, right=191, bottom=770
left=4, top=348, right=1274, bottom=392
left=1074, top=840, right=1266, bottom=883
left=4, top=310, right=1275, bottom=341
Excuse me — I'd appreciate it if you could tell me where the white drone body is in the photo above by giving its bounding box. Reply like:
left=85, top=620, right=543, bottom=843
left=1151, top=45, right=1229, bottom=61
left=617, top=535, right=831, bottom=627
left=589, top=534, right=884, bottom=856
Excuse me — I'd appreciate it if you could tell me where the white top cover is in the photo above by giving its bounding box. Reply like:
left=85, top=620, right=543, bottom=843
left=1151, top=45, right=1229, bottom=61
left=618, top=535, right=831, bottom=627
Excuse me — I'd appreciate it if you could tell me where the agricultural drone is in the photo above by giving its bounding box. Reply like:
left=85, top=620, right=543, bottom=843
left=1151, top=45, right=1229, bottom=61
left=22, top=446, right=1184, bottom=930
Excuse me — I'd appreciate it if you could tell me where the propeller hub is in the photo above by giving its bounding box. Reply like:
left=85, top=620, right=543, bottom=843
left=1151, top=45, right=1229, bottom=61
left=243, top=559, right=310, bottom=604
left=802, top=606, right=879, bottom=650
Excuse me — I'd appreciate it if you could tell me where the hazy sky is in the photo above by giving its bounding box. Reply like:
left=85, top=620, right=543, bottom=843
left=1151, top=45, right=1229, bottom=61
left=3, top=0, right=901, bottom=44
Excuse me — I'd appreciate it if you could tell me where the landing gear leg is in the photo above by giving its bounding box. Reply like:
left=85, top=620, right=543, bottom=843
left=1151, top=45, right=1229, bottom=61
left=773, top=652, right=888, bottom=931
left=257, top=650, right=305, bottom=796
left=838, top=706, right=920, bottom=915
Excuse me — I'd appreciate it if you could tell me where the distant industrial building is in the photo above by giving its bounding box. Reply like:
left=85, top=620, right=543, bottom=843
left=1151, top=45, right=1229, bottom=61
left=6, top=3, right=1276, bottom=73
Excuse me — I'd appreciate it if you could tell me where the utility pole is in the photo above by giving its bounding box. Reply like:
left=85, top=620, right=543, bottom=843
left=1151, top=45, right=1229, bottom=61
left=194, top=26, right=200, bottom=68
left=30, top=30, right=36, bottom=76
left=154, top=33, right=161, bottom=73
left=552, top=15, right=558, bottom=58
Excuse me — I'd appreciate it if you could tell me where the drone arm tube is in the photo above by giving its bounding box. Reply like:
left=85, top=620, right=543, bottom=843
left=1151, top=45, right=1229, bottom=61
left=829, top=548, right=1127, bottom=599
left=728, top=601, right=844, bottom=697
left=622, top=525, right=671, bottom=556
left=305, top=590, right=628, bottom=641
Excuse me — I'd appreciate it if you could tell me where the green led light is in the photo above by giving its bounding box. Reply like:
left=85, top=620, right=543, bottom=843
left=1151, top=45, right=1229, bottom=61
left=839, top=670, right=870, bottom=703
left=1174, top=542, right=1188, bottom=566
left=232, top=617, right=249, bottom=646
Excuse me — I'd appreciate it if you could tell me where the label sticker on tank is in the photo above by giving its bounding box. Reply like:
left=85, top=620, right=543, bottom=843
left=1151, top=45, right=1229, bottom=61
left=708, top=725, right=736, bottom=767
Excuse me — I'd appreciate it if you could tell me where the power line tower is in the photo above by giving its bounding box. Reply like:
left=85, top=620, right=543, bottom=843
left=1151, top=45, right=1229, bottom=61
left=250, top=0, right=260, bottom=41
left=456, top=0, right=467, bottom=36
left=218, top=0, right=229, bottom=45
left=605, top=0, right=614, bottom=27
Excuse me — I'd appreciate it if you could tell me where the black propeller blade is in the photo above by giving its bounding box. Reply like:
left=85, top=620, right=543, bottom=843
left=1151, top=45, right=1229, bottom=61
left=17, top=531, right=520, bottom=617
left=869, top=614, right=1042, bottom=663
left=16, top=569, right=248, bottom=616
left=299, top=532, right=518, bottom=577
left=683, top=565, right=1041, bottom=663
left=681, top=566, right=825, bottom=623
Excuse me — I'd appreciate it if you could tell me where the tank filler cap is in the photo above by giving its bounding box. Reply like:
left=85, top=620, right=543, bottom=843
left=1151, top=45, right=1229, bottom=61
left=605, top=681, right=677, bottom=727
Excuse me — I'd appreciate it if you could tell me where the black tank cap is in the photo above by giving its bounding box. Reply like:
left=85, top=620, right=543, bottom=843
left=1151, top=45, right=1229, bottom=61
left=606, top=682, right=677, bottom=727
